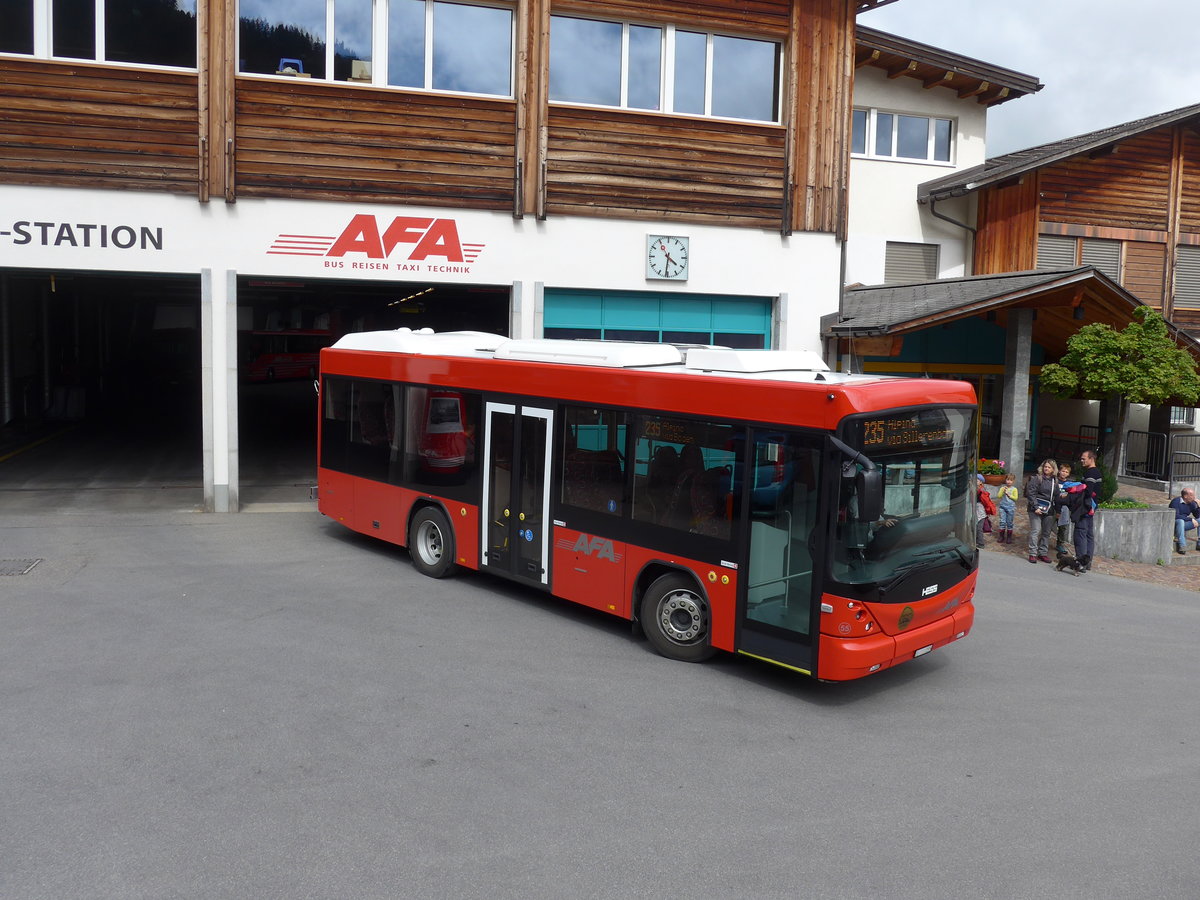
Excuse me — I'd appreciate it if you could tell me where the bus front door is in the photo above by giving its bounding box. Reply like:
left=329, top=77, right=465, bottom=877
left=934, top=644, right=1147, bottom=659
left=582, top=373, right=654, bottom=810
left=737, top=434, right=821, bottom=674
left=481, top=403, right=553, bottom=586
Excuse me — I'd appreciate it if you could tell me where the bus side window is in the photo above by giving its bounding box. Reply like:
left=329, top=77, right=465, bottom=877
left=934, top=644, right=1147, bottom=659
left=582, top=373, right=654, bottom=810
left=347, top=381, right=395, bottom=482
left=320, top=377, right=351, bottom=473
left=632, top=415, right=741, bottom=539
left=560, top=406, right=627, bottom=516
left=404, top=386, right=481, bottom=496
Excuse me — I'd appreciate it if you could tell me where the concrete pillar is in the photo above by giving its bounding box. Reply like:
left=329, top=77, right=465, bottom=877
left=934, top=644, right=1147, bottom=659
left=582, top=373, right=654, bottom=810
left=509, top=280, right=541, bottom=339
left=201, top=269, right=239, bottom=512
left=999, top=309, right=1033, bottom=476
left=1, top=276, right=11, bottom=426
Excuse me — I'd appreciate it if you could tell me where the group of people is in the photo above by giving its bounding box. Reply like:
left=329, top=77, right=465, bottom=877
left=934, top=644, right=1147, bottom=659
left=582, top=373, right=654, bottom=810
left=975, top=450, right=1102, bottom=572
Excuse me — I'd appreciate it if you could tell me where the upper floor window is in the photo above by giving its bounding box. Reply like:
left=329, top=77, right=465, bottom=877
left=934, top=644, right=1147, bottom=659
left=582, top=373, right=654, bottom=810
left=1175, top=244, right=1200, bottom=311
left=549, top=15, right=781, bottom=123
left=852, top=108, right=952, bottom=163
left=1, top=0, right=197, bottom=68
left=884, top=241, right=939, bottom=283
left=1037, top=234, right=1122, bottom=282
left=238, top=0, right=513, bottom=97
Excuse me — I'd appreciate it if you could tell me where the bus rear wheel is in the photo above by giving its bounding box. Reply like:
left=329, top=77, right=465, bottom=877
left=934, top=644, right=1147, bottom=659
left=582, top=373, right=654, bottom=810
left=640, top=573, right=714, bottom=663
left=409, top=507, right=457, bottom=579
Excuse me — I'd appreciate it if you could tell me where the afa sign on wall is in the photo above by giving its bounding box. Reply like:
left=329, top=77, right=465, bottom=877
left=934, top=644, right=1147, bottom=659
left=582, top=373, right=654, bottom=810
left=267, top=214, right=486, bottom=274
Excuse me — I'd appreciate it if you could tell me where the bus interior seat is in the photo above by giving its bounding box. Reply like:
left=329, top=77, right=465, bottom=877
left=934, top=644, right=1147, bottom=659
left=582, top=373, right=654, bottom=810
left=357, top=397, right=389, bottom=446
left=646, top=445, right=681, bottom=521
left=563, top=449, right=623, bottom=510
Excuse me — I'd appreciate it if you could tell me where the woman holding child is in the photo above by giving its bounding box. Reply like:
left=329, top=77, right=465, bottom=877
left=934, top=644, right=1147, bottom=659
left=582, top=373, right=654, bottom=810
left=1025, top=458, right=1058, bottom=564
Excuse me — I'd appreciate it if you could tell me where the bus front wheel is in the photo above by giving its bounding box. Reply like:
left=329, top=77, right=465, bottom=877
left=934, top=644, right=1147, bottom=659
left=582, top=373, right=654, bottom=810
left=640, top=573, right=714, bottom=663
left=409, top=507, right=457, bottom=579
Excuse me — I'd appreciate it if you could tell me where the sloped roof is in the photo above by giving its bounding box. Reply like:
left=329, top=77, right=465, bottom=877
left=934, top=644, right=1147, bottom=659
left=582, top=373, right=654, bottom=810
left=827, top=267, right=1200, bottom=362
left=855, top=1, right=903, bottom=12
left=855, top=26, right=1042, bottom=107
left=920, top=101, right=1200, bottom=201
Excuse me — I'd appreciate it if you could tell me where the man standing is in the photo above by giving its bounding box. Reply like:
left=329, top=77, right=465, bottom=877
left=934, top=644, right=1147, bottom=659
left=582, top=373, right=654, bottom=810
left=1169, top=487, right=1200, bottom=554
left=1074, top=449, right=1102, bottom=571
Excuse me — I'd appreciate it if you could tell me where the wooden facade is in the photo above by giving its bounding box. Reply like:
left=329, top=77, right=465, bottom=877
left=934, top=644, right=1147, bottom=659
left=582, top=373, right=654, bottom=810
left=0, top=59, right=200, bottom=194
left=971, top=118, right=1200, bottom=329
left=0, top=0, right=863, bottom=236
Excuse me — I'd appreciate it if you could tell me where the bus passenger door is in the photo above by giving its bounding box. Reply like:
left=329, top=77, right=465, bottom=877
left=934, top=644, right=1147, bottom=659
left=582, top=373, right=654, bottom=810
left=737, top=433, right=822, bottom=674
left=481, top=403, right=553, bottom=586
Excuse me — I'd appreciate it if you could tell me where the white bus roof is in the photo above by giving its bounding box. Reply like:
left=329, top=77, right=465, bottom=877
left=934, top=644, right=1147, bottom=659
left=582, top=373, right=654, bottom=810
left=331, top=328, right=506, bottom=356
left=329, top=329, right=860, bottom=383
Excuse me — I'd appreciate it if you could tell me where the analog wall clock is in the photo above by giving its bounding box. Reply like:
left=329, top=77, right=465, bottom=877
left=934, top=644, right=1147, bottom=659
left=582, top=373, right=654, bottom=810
left=646, top=235, right=689, bottom=281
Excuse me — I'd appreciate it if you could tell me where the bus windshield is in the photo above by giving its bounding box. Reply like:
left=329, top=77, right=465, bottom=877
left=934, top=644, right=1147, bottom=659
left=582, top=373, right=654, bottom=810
left=831, top=407, right=976, bottom=590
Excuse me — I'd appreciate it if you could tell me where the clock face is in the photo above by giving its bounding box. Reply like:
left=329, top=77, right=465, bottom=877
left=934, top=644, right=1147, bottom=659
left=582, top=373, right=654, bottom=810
left=646, top=235, right=689, bottom=280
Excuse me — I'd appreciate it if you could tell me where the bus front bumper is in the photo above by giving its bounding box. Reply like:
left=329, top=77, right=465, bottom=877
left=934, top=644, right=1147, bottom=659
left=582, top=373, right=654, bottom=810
left=817, top=603, right=974, bottom=682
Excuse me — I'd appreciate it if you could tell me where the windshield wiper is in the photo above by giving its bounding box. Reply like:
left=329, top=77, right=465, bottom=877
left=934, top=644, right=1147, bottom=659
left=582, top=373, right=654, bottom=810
left=878, top=547, right=969, bottom=596
left=877, top=559, right=935, bottom=597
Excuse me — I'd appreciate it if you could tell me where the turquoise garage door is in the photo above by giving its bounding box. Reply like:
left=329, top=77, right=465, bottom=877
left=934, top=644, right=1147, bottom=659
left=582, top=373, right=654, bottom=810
left=543, top=290, right=773, bottom=349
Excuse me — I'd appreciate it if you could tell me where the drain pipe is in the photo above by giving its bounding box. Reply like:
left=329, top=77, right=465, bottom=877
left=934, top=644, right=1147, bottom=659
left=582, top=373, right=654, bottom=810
left=928, top=195, right=977, bottom=238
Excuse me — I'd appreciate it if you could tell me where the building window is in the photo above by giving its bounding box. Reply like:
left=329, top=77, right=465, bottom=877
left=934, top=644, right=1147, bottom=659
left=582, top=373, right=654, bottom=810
left=1176, top=244, right=1200, bottom=310
left=852, top=108, right=953, bottom=163
left=1080, top=238, right=1121, bottom=281
left=884, top=242, right=939, bottom=283
left=549, top=14, right=781, bottom=123
left=238, top=0, right=513, bottom=96
left=2, top=0, right=197, bottom=67
left=1170, top=407, right=1196, bottom=427
left=1036, top=234, right=1077, bottom=270
left=1037, top=234, right=1122, bottom=282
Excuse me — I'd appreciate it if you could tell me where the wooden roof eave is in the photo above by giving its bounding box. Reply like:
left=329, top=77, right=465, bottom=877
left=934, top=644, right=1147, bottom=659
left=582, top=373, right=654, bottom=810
left=854, top=25, right=1042, bottom=108
left=921, top=104, right=1200, bottom=203
left=859, top=270, right=1117, bottom=336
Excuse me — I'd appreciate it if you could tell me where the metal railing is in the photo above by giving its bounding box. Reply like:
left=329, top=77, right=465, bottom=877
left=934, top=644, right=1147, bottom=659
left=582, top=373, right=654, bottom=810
left=1124, top=430, right=1167, bottom=480
left=1035, top=426, right=1095, bottom=468
left=1168, top=432, right=1200, bottom=484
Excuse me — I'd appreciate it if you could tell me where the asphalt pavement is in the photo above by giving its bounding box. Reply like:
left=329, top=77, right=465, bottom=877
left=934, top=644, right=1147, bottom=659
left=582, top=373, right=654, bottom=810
left=2, top=508, right=1198, bottom=899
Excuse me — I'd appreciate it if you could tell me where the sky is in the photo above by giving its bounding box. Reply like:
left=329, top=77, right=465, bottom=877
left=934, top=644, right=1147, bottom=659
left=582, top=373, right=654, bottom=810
left=860, top=0, right=1200, bottom=157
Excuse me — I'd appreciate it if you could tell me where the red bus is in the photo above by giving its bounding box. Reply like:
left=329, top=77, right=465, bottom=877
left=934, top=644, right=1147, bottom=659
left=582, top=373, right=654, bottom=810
left=317, top=329, right=978, bottom=681
left=244, top=330, right=331, bottom=382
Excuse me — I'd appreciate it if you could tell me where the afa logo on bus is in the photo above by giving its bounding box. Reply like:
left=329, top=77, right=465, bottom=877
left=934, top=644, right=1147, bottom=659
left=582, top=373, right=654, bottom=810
left=267, top=214, right=486, bottom=266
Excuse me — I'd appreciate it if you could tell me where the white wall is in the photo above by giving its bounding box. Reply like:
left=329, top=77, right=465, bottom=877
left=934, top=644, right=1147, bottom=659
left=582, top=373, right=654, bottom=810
left=845, top=66, right=988, bottom=287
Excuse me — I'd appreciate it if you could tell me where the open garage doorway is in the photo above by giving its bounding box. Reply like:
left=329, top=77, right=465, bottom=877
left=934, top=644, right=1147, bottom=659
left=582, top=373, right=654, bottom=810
left=235, top=276, right=509, bottom=506
left=0, top=269, right=203, bottom=511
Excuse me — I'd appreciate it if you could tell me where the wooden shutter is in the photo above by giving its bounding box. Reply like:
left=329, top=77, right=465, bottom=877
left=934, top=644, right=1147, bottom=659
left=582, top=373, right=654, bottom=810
left=884, top=242, right=938, bottom=283
left=1036, top=234, right=1076, bottom=270
left=1080, top=238, right=1121, bottom=281
left=1175, top=245, right=1200, bottom=310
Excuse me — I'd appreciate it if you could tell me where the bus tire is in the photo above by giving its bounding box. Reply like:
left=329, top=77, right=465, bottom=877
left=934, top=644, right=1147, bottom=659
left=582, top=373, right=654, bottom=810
left=640, top=573, right=715, bottom=663
left=409, top=507, right=457, bottom=579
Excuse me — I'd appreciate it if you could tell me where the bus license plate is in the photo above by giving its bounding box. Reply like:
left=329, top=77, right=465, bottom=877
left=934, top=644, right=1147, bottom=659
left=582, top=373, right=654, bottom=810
left=914, top=644, right=933, bottom=658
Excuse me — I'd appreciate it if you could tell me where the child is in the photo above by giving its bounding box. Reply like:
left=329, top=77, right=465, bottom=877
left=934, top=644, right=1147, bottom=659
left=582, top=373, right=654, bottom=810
left=995, top=473, right=1018, bottom=544
left=976, top=474, right=997, bottom=549
left=1055, top=463, right=1074, bottom=554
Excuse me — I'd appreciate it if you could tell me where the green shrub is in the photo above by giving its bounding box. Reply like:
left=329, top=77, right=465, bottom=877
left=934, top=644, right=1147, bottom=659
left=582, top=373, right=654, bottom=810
left=1095, top=458, right=1119, bottom=504
left=1099, top=497, right=1150, bottom=510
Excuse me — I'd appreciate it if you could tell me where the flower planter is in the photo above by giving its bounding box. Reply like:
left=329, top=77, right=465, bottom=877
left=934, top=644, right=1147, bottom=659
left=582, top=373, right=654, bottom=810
left=982, top=474, right=1006, bottom=486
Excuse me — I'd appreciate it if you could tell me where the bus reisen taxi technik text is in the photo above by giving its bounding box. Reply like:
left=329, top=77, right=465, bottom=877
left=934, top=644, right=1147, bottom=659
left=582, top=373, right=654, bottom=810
left=316, top=329, right=978, bottom=681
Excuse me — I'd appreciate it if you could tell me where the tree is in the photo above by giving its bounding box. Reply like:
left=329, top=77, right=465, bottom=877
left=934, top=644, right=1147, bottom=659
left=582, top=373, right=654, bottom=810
left=1040, top=307, right=1200, bottom=475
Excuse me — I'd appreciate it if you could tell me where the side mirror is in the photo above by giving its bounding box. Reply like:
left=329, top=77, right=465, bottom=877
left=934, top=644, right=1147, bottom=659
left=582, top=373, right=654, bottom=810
left=856, top=467, right=883, bottom=523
